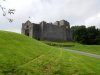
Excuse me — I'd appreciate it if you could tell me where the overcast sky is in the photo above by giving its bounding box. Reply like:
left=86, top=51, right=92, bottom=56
left=0, top=0, right=100, bottom=33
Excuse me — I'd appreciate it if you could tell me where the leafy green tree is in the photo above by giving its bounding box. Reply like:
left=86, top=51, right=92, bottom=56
left=71, top=25, right=100, bottom=45
left=71, top=25, right=87, bottom=44
left=86, top=26, right=98, bottom=44
left=95, top=29, right=100, bottom=44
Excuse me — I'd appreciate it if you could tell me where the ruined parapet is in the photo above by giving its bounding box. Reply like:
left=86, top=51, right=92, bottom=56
left=59, top=20, right=70, bottom=27
left=40, top=21, right=47, bottom=26
left=54, top=20, right=70, bottom=28
left=54, top=21, right=60, bottom=26
left=58, top=20, right=72, bottom=41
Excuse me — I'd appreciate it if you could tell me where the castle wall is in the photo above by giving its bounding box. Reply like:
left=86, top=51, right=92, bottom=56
left=42, top=24, right=67, bottom=41
left=21, top=23, right=25, bottom=34
left=66, top=28, right=72, bottom=41
left=32, top=24, right=41, bottom=40
left=22, top=20, right=72, bottom=42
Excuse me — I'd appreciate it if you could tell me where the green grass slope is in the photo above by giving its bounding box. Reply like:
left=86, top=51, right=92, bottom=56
left=0, top=31, right=100, bottom=75
left=66, top=42, right=100, bottom=55
left=43, top=41, right=100, bottom=55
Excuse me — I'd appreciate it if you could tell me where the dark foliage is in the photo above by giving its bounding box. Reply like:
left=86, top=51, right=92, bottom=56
left=71, top=26, right=100, bottom=45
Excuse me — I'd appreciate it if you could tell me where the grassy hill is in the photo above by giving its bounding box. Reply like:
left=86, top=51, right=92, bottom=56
left=0, top=31, right=100, bottom=75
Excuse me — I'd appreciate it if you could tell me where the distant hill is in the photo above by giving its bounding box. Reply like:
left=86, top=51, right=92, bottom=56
left=0, top=31, right=100, bottom=75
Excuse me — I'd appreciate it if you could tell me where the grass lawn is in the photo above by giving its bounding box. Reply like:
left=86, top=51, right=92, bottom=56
left=0, top=31, right=100, bottom=75
left=43, top=41, right=100, bottom=55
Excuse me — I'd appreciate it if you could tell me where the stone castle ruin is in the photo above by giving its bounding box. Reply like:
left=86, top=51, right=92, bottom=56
left=21, top=20, right=72, bottom=41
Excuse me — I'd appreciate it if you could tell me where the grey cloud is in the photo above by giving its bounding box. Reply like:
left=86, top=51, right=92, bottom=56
left=0, top=0, right=100, bottom=33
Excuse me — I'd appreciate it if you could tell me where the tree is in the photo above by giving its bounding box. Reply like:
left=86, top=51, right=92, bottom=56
left=71, top=25, right=87, bottom=44
left=71, top=25, right=100, bottom=45
left=86, top=26, right=98, bottom=44
left=0, top=0, right=15, bottom=22
left=95, top=29, right=100, bottom=44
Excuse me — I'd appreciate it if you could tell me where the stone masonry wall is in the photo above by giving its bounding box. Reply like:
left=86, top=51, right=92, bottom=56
left=42, top=23, right=67, bottom=41
left=22, top=20, right=72, bottom=42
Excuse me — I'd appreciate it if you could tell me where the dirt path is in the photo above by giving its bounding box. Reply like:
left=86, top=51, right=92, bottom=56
left=65, top=49, right=100, bottom=58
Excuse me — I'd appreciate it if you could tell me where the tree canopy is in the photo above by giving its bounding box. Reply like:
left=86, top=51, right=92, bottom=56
left=71, top=26, right=100, bottom=45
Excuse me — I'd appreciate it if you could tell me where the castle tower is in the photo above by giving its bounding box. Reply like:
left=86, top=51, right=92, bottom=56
left=54, top=21, right=60, bottom=26
left=59, top=20, right=72, bottom=41
left=21, top=20, right=33, bottom=37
